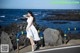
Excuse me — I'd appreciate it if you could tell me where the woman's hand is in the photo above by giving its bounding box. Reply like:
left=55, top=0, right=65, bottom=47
left=23, top=15, right=27, bottom=18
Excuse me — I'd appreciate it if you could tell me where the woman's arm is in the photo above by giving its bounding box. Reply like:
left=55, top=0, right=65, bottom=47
left=23, top=15, right=28, bottom=18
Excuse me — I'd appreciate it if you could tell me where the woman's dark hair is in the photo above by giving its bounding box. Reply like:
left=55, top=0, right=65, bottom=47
left=27, top=11, right=35, bottom=23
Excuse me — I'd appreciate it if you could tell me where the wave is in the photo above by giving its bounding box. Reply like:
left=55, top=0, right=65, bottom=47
left=0, top=15, right=5, bottom=18
left=34, top=13, right=38, bottom=15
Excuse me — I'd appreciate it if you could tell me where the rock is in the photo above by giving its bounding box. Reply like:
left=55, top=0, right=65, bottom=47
left=19, top=35, right=27, bottom=45
left=0, top=22, right=30, bottom=50
left=9, top=33, right=29, bottom=50
left=1, top=31, right=14, bottom=52
left=9, top=33, right=17, bottom=50
left=43, top=28, right=62, bottom=46
left=0, top=28, right=2, bottom=44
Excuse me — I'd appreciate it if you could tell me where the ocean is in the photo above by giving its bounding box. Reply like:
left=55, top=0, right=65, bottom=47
left=0, top=9, right=80, bottom=34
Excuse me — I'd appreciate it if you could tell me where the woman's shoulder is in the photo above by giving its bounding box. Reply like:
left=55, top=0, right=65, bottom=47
left=30, top=16, right=33, bottom=20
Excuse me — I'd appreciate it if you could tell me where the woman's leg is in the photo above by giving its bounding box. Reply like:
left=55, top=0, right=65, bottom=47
left=29, top=36, right=35, bottom=51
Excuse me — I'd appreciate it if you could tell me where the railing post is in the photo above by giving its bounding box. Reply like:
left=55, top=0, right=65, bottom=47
left=64, top=34, right=67, bottom=44
left=16, top=31, right=27, bottom=53
left=16, top=38, right=19, bottom=53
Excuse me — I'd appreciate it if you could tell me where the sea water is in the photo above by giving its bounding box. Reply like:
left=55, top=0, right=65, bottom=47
left=0, top=9, right=80, bottom=34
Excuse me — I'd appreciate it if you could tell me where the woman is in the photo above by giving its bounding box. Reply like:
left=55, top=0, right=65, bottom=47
left=23, top=11, right=40, bottom=51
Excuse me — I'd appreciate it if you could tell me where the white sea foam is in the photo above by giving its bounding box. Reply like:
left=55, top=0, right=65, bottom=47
left=34, top=13, right=38, bottom=15
left=0, top=15, right=5, bottom=18
left=14, top=19, right=18, bottom=21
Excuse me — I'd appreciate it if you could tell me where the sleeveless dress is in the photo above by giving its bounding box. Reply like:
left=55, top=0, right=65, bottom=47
left=26, top=16, right=40, bottom=41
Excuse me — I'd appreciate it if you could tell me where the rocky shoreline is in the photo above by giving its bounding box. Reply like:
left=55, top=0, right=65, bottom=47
left=41, top=12, right=80, bottom=21
left=0, top=23, right=80, bottom=53
left=0, top=22, right=46, bottom=52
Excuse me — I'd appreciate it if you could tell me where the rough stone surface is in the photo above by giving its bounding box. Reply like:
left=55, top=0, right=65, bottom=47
left=1, top=31, right=14, bottom=52
left=43, top=28, right=62, bottom=46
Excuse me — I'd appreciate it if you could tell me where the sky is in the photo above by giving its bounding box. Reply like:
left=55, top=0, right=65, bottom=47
left=0, top=0, right=80, bottom=9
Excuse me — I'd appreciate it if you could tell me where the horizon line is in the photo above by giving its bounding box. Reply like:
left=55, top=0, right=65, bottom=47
left=0, top=8, right=80, bottom=10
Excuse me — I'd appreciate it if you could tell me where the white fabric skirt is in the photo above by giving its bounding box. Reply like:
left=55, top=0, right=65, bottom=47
left=26, top=25, right=40, bottom=41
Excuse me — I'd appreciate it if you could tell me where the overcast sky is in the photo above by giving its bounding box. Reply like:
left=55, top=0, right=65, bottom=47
left=0, top=0, right=80, bottom=9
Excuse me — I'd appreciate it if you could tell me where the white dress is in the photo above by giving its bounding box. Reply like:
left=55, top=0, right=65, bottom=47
left=26, top=16, right=40, bottom=41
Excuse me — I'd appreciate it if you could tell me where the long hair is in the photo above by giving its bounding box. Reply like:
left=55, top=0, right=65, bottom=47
left=27, top=11, right=35, bottom=23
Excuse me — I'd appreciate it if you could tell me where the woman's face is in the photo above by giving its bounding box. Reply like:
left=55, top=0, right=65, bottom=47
left=23, top=13, right=31, bottom=18
left=27, top=13, right=31, bottom=17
